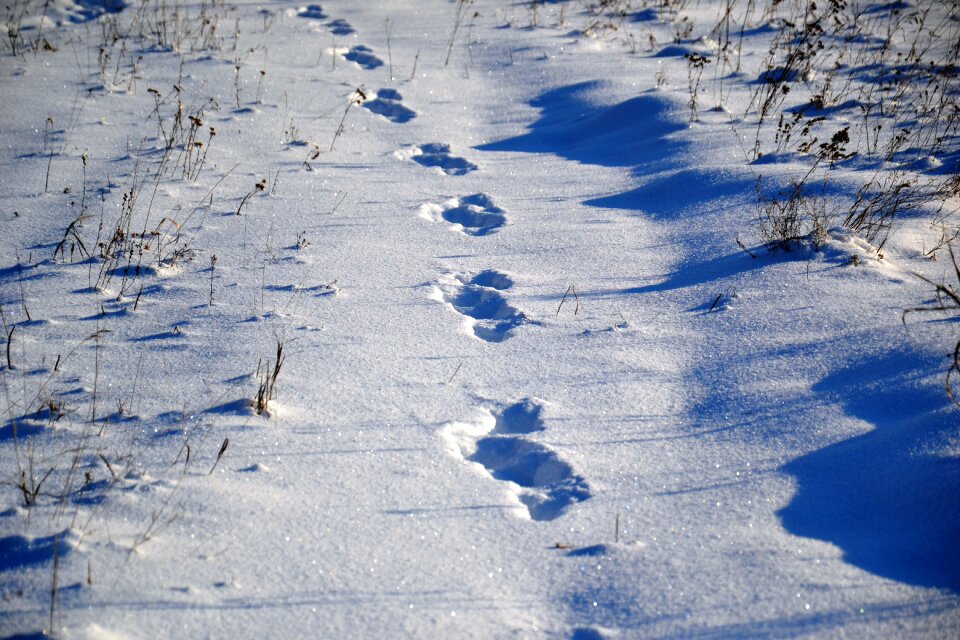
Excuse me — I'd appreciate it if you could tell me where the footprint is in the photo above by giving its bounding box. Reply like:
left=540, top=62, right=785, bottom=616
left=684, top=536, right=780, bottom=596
left=493, top=396, right=544, bottom=434
left=344, top=45, right=383, bottom=70
left=327, top=18, right=354, bottom=35
left=411, top=143, right=477, bottom=176
left=363, top=89, right=416, bottom=123
left=296, top=4, right=326, bottom=19
left=442, top=399, right=591, bottom=521
left=469, top=269, right=514, bottom=291
left=436, top=271, right=526, bottom=342
left=419, top=194, right=507, bottom=236
left=470, top=438, right=590, bottom=521
left=443, top=194, right=507, bottom=236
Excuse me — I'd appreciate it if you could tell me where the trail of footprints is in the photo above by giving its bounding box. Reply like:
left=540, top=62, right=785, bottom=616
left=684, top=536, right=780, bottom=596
left=417, top=141, right=589, bottom=521
left=295, top=4, right=353, bottom=36
left=293, top=7, right=416, bottom=122
left=294, top=5, right=382, bottom=69
left=287, top=11, right=587, bottom=521
left=443, top=399, right=591, bottom=521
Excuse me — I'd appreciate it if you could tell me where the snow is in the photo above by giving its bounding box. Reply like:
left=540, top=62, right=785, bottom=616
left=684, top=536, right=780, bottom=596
left=1, top=0, right=958, bottom=637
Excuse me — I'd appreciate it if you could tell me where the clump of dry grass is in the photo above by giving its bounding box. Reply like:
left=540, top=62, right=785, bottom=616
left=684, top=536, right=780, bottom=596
left=904, top=244, right=960, bottom=405
left=254, top=339, right=285, bottom=415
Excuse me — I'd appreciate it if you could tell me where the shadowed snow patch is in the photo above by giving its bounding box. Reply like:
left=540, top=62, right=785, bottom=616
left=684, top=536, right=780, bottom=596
left=17, top=0, right=127, bottom=28
left=0, top=529, right=80, bottom=571
left=477, top=81, right=686, bottom=170
left=570, top=626, right=617, bottom=640
left=779, top=350, right=960, bottom=593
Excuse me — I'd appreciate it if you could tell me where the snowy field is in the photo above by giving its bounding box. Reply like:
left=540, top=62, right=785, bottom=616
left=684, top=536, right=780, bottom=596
left=0, top=0, right=958, bottom=637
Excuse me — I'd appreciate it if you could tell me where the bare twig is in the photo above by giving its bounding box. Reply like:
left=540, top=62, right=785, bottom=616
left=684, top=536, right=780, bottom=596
left=447, top=361, right=463, bottom=385
left=5, top=325, right=15, bottom=370
left=209, top=437, right=229, bottom=475
left=444, top=0, right=473, bottom=67
left=556, top=285, right=580, bottom=316
left=330, top=88, right=366, bottom=152
left=49, top=533, right=60, bottom=636
left=708, top=294, right=724, bottom=313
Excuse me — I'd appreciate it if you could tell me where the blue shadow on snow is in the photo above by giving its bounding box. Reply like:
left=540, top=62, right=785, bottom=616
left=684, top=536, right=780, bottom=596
left=0, top=532, right=71, bottom=571
left=586, top=167, right=755, bottom=217
left=779, top=349, right=960, bottom=593
left=476, top=81, right=686, bottom=171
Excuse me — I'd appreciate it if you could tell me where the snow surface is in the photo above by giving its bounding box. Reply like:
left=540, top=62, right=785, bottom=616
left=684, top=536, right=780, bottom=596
left=0, top=0, right=958, bottom=638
